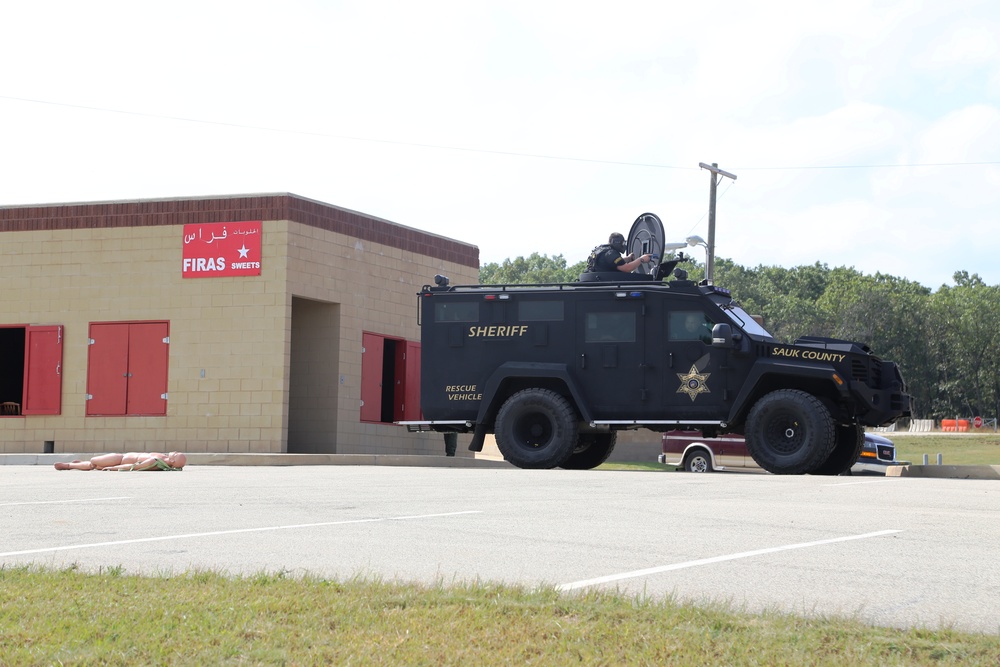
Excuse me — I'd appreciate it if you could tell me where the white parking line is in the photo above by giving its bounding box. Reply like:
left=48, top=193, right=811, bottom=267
left=0, top=510, right=482, bottom=558
left=0, top=496, right=131, bottom=507
left=558, top=529, right=902, bottom=591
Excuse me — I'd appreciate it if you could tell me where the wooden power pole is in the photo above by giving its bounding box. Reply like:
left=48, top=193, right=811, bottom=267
left=698, top=162, right=737, bottom=283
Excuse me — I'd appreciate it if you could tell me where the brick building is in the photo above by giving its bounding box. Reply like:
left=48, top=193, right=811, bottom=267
left=0, top=193, right=479, bottom=456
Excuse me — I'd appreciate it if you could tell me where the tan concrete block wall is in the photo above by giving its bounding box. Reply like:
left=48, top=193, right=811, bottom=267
left=285, top=222, right=479, bottom=456
left=1, top=224, right=289, bottom=455
left=1, top=218, right=478, bottom=457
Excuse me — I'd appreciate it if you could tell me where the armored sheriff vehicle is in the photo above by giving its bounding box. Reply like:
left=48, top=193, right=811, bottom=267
left=403, top=213, right=912, bottom=474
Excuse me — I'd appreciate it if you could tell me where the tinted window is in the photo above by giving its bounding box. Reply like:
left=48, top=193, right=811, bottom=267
left=584, top=312, right=635, bottom=343
left=669, top=311, right=713, bottom=343
left=434, top=301, right=479, bottom=323
left=519, top=300, right=564, bottom=321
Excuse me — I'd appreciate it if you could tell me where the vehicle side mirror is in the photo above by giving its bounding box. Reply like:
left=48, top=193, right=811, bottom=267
left=711, top=323, right=741, bottom=347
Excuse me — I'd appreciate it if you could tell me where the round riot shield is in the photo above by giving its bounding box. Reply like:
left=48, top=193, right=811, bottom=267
left=627, top=212, right=665, bottom=275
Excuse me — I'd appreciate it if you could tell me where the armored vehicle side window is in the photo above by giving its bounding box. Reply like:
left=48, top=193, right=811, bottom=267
left=669, top=311, right=713, bottom=343
left=434, top=301, right=479, bottom=323
left=519, top=300, right=564, bottom=321
left=584, top=312, right=636, bottom=343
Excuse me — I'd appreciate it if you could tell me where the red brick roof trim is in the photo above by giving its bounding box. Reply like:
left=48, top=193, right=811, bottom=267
left=0, top=193, right=479, bottom=268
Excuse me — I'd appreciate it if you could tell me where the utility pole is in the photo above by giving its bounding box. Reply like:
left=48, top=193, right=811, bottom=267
left=698, top=162, right=737, bottom=284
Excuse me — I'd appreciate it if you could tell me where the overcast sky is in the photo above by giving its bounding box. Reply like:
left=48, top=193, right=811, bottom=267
left=3, top=1, right=998, bottom=289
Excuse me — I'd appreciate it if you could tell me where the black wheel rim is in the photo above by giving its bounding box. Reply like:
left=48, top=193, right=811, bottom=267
left=762, top=410, right=805, bottom=455
left=511, top=411, right=553, bottom=449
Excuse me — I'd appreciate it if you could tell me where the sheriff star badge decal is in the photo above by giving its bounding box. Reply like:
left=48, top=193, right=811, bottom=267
left=676, top=364, right=711, bottom=401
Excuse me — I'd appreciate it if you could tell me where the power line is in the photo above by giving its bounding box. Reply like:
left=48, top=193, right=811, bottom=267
left=2, top=94, right=998, bottom=172
left=0, top=94, right=689, bottom=171
left=735, top=161, right=1000, bottom=170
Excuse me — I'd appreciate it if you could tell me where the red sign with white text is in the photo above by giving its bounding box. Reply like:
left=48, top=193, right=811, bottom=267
left=182, top=221, right=262, bottom=278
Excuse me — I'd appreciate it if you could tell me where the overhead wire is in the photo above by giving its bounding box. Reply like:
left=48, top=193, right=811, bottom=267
left=685, top=179, right=736, bottom=238
left=0, top=94, right=688, bottom=171
left=4, top=93, right=997, bottom=248
left=3, top=94, right=998, bottom=172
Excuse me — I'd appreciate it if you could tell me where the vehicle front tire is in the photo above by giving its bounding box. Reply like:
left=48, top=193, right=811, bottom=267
left=810, top=423, right=865, bottom=475
left=560, top=432, right=617, bottom=470
left=745, top=389, right=835, bottom=474
left=683, top=447, right=713, bottom=473
left=495, top=388, right=579, bottom=469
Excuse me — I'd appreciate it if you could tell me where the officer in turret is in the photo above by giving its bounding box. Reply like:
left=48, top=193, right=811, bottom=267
left=587, top=232, right=651, bottom=273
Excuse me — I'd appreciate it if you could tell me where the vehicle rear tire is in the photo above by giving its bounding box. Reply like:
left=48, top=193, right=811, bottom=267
left=745, top=389, right=835, bottom=474
left=810, top=423, right=865, bottom=475
left=560, top=432, right=617, bottom=470
left=683, top=447, right=713, bottom=473
left=495, top=388, right=579, bottom=469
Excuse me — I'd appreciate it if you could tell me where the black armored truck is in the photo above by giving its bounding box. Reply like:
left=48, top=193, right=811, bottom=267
left=403, top=213, right=912, bottom=474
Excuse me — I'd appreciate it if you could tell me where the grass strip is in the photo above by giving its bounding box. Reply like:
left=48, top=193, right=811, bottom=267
left=1, top=565, right=998, bottom=665
left=890, top=434, right=1000, bottom=466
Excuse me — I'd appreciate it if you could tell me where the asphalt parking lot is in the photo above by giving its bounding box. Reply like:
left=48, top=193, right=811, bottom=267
left=3, top=463, right=999, bottom=635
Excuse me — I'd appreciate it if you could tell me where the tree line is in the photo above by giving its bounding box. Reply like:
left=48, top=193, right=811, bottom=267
left=479, top=253, right=1000, bottom=421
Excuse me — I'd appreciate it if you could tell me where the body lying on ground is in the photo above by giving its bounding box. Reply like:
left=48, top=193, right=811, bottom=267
left=54, top=451, right=187, bottom=471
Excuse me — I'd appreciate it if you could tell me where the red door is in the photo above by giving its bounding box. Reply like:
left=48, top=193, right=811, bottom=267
left=360, top=332, right=384, bottom=423
left=402, top=341, right=421, bottom=420
left=22, top=325, right=63, bottom=415
left=87, top=322, right=169, bottom=416
left=87, top=323, right=130, bottom=415
left=126, top=322, right=169, bottom=415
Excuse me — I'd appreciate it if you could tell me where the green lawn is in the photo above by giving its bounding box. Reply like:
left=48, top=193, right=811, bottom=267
left=888, top=434, right=1000, bottom=466
left=3, top=566, right=999, bottom=665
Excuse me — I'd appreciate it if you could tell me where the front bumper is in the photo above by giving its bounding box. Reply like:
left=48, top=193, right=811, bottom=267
left=852, top=459, right=910, bottom=475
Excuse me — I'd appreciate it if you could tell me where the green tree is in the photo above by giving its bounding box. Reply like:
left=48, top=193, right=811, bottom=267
left=817, top=271, right=936, bottom=417
left=480, top=253, right=585, bottom=284
left=715, top=262, right=832, bottom=343
left=929, top=272, right=1000, bottom=419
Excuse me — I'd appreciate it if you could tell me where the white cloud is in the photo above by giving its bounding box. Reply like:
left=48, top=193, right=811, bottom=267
left=924, top=22, right=1000, bottom=67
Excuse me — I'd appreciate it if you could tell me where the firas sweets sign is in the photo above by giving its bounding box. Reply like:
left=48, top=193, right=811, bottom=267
left=182, top=221, right=262, bottom=278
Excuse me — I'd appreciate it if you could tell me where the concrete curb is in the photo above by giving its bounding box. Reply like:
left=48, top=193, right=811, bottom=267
left=0, top=453, right=513, bottom=469
left=886, top=464, right=1000, bottom=480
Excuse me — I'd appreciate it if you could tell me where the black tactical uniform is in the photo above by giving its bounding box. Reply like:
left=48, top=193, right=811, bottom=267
left=587, top=232, right=630, bottom=272
left=587, top=244, right=626, bottom=272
